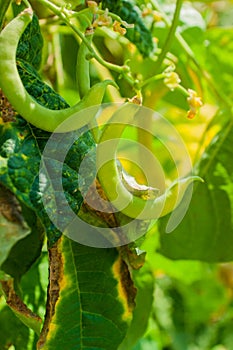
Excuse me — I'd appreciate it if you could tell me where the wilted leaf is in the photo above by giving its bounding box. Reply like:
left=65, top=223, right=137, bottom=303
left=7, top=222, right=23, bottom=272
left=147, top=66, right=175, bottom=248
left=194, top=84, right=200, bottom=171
left=0, top=186, right=30, bottom=267
left=0, top=278, right=42, bottom=335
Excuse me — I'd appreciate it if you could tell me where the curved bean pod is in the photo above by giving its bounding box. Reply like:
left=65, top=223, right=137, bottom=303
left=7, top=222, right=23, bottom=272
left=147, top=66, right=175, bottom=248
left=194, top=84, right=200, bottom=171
left=0, top=9, right=116, bottom=132
left=97, top=103, right=202, bottom=220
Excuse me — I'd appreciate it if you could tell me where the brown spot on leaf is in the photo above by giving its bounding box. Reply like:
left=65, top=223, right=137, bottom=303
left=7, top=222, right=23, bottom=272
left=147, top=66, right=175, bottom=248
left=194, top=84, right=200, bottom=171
left=82, top=179, right=119, bottom=228
left=0, top=89, right=17, bottom=123
left=118, top=245, right=146, bottom=270
left=80, top=179, right=132, bottom=246
left=119, top=258, right=137, bottom=312
left=112, top=257, right=137, bottom=321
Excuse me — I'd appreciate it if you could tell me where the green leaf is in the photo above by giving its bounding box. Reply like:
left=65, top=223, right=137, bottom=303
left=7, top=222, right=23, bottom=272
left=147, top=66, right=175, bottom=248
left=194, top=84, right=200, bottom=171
left=20, top=252, right=48, bottom=320
left=118, top=263, right=154, bottom=350
left=1, top=205, right=45, bottom=280
left=0, top=252, right=48, bottom=350
left=0, top=211, right=30, bottom=266
left=0, top=185, right=31, bottom=267
left=16, top=14, right=43, bottom=70
left=37, top=236, right=136, bottom=350
left=0, top=278, right=42, bottom=335
left=204, top=27, right=233, bottom=99
left=0, top=270, right=6, bottom=280
left=0, top=56, right=95, bottom=245
left=0, top=303, right=34, bottom=350
left=158, top=117, right=233, bottom=262
left=0, top=114, right=64, bottom=247
left=102, top=0, right=155, bottom=57
left=0, top=113, right=95, bottom=245
left=17, top=59, right=69, bottom=110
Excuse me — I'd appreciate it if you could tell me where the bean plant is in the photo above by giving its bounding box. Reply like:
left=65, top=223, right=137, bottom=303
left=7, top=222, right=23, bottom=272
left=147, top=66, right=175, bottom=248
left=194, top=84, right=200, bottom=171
left=0, top=0, right=232, bottom=349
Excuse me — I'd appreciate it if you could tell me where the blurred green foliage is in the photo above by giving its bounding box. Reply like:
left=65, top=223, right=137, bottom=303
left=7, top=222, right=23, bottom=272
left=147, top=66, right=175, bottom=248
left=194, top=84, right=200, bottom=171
left=1, top=0, right=233, bottom=349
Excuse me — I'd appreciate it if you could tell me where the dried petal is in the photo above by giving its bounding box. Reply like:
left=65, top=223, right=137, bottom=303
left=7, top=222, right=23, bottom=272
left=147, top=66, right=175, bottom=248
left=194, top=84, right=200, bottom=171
left=113, top=21, right=127, bottom=35
left=186, top=89, right=203, bottom=119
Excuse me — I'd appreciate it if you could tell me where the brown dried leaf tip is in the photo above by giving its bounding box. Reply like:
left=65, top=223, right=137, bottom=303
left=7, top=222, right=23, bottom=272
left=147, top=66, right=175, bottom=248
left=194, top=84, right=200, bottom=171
left=37, top=239, right=63, bottom=349
left=0, top=278, right=42, bottom=328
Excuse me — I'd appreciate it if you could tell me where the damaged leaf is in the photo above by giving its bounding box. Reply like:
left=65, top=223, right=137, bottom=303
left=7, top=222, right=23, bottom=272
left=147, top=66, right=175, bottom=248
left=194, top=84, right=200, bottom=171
left=0, top=278, right=42, bottom=335
left=37, top=236, right=136, bottom=350
left=0, top=185, right=30, bottom=267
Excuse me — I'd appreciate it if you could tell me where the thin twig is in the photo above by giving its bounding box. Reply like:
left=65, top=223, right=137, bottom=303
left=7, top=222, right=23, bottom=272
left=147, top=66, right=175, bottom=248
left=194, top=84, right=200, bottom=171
left=153, top=0, right=183, bottom=73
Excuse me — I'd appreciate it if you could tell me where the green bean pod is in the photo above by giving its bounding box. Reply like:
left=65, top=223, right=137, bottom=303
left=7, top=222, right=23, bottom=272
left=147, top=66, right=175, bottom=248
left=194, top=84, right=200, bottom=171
left=97, top=103, right=202, bottom=220
left=76, top=29, right=93, bottom=99
left=0, top=9, right=116, bottom=132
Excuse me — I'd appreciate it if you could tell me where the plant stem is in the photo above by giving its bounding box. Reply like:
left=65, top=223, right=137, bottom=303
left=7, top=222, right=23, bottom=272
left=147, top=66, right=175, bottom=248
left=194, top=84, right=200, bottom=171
left=36, top=0, right=136, bottom=87
left=175, top=84, right=189, bottom=97
left=23, top=0, right=31, bottom=7
left=52, top=31, right=65, bottom=91
left=153, top=0, right=183, bottom=73
left=151, top=0, right=232, bottom=109
left=0, top=0, right=11, bottom=30
left=139, top=73, right=166, bottom=89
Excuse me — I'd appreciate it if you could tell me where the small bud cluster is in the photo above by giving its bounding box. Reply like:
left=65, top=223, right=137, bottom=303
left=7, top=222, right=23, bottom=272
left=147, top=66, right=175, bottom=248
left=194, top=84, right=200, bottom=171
left=113, top=21, right=126, bottom=35
left=93, top=9, right=112, bottom=28
left=142, top=8, right=163, bottom=22
left=164, top=72, right=181, bottom=90
left=187, top=89, right=203, bottom=119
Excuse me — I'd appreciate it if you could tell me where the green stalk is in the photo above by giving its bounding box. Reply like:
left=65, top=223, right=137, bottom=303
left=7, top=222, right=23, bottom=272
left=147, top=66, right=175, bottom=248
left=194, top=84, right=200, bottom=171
left=153, top=0, right=183, bottom=73
left=151, top=0, right=232, bottom=109
left=23, top=0, right=31, bottom=7
left=139, top=73, right=166, bottom=89
left=36, top=0, right=135, bottom=87
left=92, top=42, right=123, bottom=102
left=0, top=0, right=11, bottom=30
left=52, top=31, right=65, bottom=91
